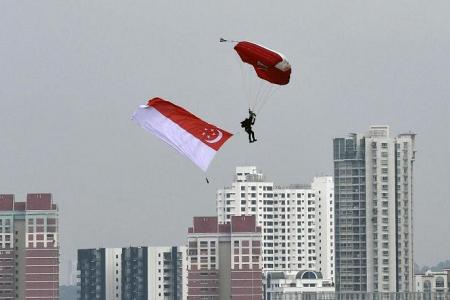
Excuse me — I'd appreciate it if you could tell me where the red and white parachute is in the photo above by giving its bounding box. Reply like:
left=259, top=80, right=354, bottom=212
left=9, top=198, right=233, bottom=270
left=222, top=38, right=292, bottom=113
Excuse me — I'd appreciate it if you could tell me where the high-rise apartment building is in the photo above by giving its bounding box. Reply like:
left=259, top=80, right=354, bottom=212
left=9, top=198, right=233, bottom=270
left=121, top=246, right=187, bottom=300
left=0, top=193, right=59, bottom=300
left=187, top=215, right=263, bottom=299
left=77, top=246, right=187, bottom=300
left=121, top=247, right=146, bottom=299
left=77, top=248, right=122, bottom=300
left=333, top=125, right=416, bottom=292
left=216, top=167, right=334, bottom=281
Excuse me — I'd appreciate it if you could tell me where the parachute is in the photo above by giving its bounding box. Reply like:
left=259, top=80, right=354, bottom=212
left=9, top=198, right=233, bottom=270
left=234, top=41, right=291, bottom=86
left=222, top=39, right=292, bottom=114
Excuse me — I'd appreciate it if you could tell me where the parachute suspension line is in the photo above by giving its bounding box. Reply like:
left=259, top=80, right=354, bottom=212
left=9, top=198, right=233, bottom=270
left=253, top=83, right=272, bottom=114
left=241, top=63, right=259, bottom=111
left=255, top=86, right=280, bottom=115
left=258, top=82, right=271, bottom=111
left=237, top=57, right=252, bottom=109
left=245, top=66, right=257, bottom=110
left=226, top=38, right=253, bottom=111
left=252, top=79, right=265, bottom=111
left=245, top=66, right=254, bottom=109
left=258, top=86, right=280, bottom=114
left=252, top=74, right=260, bottom=108
left=250, top=69, right=264, bottom=110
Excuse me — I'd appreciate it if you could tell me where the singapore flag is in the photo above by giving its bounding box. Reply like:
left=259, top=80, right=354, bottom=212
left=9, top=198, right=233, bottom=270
left=132, top=98, right=233, bottom=172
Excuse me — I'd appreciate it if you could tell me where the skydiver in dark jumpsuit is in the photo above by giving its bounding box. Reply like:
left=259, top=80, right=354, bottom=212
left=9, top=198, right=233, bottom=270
left=241, top=109, right=257, bottom=143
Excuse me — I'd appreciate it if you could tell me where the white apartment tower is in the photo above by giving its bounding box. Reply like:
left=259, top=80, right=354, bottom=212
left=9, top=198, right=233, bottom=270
left=333, top=125, right=416, bottom=292
left=216, top=166, right=335, bottom=281
left=312, top=176, right=335, bottom=284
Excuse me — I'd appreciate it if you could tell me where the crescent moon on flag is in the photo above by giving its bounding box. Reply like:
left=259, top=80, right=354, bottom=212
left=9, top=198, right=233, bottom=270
left=205, top=129, right=223, bottom=144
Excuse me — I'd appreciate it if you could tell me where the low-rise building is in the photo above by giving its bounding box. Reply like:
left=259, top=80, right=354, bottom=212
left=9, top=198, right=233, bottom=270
left=414, top=269, right=449, bottom=293
left=264, top=270, right=334, bottom=299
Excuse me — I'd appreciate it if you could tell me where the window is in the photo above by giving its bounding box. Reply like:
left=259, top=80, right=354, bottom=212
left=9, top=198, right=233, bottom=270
left=436, top=277, right=445, bottom=288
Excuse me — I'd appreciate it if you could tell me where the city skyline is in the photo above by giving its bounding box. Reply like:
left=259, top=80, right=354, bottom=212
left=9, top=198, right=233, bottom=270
left=1, top=1, right=450, bottom=285
left=0, top=135, right=440, bottom=286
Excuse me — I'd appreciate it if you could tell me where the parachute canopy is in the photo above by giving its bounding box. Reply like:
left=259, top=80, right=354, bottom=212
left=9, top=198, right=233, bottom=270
left=132, top=98, right=233, bottom=172
left=234, top=41, right=291, bottom=85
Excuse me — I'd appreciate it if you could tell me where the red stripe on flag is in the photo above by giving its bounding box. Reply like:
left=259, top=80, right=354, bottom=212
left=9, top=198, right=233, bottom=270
left=147, top=98, right=233, bottom=151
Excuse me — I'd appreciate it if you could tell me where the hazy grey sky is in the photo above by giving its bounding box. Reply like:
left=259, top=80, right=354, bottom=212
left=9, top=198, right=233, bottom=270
left=1, top=1, right=449, bottom=282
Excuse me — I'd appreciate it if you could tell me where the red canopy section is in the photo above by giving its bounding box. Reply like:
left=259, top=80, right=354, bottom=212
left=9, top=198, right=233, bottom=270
left=234, top=41, right=291, bottom=85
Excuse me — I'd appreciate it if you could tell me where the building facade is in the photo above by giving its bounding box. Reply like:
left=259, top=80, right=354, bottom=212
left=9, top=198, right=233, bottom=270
left=264, top=270, right=334, bottom=299
left=77, top=248, right=122, bottom=300
left=121, top=247, right=147, bottom=299
left=65, top=259, right=78, bottom=286
left=415, top=270, right=450, bottom=293
left=333, top=126, right=416, bottom=292
left=122, top=246, right=187, bottom=300
left=187, top=215, right=263, bottom=299
left=0, top=193, right=59, bottom=300
left=216, top=167, right=335, bottom=281
left=77, top=246, right=187, bottom=300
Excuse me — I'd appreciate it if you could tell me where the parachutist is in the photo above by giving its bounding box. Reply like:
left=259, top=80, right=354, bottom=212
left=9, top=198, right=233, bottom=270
left=241, top=109, right=257, bottom=143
